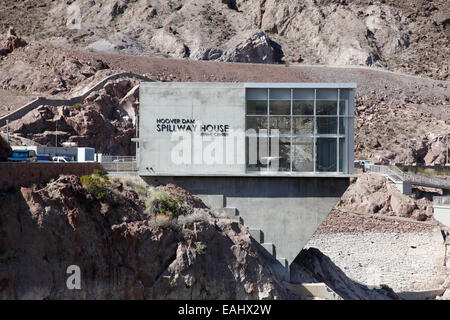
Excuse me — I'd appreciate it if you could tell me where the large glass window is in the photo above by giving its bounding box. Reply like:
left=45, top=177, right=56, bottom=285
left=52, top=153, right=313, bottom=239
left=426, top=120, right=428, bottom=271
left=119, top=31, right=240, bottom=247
left=246, top=87, right=350, bottom=173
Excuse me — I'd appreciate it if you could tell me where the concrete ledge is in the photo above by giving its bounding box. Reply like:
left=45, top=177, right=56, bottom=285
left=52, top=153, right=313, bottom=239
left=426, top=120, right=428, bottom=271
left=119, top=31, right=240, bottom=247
left=397, top=289, right=446, bottom=300
left=286, top=282, right=342, bottom=300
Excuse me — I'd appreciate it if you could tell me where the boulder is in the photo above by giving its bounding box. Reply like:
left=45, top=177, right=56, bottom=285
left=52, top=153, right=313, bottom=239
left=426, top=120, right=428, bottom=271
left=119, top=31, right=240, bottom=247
left=219, top=30, right=275, bottom=64
left=150, top=29, right=188, bottom=58
left=337, top=173, right=431, bottom=221
left=0, top=27, right=27, bottom=57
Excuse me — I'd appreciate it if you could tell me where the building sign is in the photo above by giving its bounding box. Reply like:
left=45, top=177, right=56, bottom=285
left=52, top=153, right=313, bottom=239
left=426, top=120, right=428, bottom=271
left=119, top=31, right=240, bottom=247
left=156, top=118, right=230, bottom=136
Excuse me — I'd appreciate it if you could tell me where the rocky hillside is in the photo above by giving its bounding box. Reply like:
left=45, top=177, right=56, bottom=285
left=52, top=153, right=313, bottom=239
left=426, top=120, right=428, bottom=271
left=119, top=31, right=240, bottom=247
left=0, top=0, right=448, bottom=80
left=0, top=174, right=288, bottom=299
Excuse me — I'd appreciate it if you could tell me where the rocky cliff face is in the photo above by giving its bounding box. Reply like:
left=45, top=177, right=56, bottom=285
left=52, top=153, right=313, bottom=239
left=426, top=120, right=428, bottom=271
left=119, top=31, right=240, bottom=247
left=0, top=175, right=287, bottom=299
left=0, top=0, right=448, bottom=80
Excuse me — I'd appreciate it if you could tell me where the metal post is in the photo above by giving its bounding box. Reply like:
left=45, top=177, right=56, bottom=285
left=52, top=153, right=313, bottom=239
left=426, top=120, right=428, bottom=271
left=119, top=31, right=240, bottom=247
left=55, top=120, right=58, bottom=147
left=6, top=120, right=9, bottom=144
left=447, top=133, right=449, bottom=165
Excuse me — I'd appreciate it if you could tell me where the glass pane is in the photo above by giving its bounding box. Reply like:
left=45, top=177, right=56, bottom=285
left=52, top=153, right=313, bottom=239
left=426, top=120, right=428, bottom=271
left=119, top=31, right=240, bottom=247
left=269, top=116, right=290, bottom=135
left=293, top=88, right=314, bottom=100
left=247, top=88, right=267, bottom=100
left=246, top=116, right=267, bottom=131
left=292, top=138, right=313, bottom=171
left=339, top=99, right=347, bottom=115
left=316, top=138, right=337, bottom=172
left=268, top=137, right=290, bottom=172
left=316, top=100, right=337, bottom=115
left=339, top=138, right=345, bottom=172
left=317, top=117, right=337, bottom=134
left=269, top=100, right=290, bottom=115
left=293, top=100, right=313, bottom=115
left=246, top=136, right=268, bottom=171
left=317, top=88, right=338, bottom=100
left=339, top=117, right=346, bottom=134
left=269, top=88, right=290, bottom=100
left=247, top=100, right=267, bottom=115
left=293, top=117, right=313, bottom=135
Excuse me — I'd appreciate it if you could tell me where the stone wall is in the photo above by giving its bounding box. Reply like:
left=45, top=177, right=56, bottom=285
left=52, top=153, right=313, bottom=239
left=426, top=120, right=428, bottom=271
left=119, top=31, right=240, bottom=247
left=0, top=163, right=102, bottom=191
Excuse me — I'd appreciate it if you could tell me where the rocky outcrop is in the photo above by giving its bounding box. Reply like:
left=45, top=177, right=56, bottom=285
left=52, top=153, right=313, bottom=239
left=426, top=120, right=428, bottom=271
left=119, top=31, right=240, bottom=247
left=0, top=175, right=287, bottom=299
left=0, top=27, right=27, bottom=57
left=336, top=173, right=436, bottom=221
left=150, top=29, right=188, bottom=58
left=8, top=78, right=139, bottom=155
left=191, top=31, right=276, bottom=63
left=220, top=31, right=276, bottom=64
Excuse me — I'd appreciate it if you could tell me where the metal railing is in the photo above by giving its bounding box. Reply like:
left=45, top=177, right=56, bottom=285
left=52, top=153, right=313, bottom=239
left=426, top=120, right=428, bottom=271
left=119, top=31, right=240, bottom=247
left=433, top=196, right=450, bottom=206
left=365, top=164, right=405, bottom=182
left=366, top=164, right=450, bottom=189
left=99, top=156, right=137, bottom=172
left=405, top=172, right=450, bottom=188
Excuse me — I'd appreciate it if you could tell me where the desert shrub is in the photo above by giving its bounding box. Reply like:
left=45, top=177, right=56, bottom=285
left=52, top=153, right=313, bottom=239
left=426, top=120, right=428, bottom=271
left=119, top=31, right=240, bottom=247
left=80, top=170, right=122, bottom=204
left=177, top=209, right=208, bottom=226
left=80, top=174, right=111, bottom=201
left=144, top=190, right=191, bottom=217
left=147, top=213, right=177, bottom=229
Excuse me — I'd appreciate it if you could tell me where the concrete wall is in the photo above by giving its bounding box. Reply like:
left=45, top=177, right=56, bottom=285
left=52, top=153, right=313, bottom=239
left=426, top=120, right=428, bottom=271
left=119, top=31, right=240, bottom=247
left=139, top=82, right=246, bottom=176
left=0, top=163, right=102, bottom=191
left=434, top=205, right=450, bottom=227
left=144, top=176, right=349, bottom=267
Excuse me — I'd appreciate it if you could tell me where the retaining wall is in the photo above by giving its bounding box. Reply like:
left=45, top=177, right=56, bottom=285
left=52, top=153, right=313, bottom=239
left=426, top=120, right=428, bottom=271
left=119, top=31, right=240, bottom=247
left=0, top=162, right=102, bottom=191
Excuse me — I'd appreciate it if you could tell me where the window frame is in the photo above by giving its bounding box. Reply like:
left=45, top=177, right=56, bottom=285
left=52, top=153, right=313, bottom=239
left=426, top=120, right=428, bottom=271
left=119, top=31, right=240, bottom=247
left=245, top=88, right=350, bottom=173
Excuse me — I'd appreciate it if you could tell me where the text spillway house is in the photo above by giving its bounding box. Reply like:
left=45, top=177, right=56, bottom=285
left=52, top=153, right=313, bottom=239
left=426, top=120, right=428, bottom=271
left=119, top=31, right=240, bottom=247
left=136, top=82, right=356, bottom=280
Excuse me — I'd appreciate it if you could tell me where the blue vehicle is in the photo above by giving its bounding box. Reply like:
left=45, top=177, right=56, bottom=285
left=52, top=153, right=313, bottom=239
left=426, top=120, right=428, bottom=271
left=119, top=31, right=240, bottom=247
left=8, top=150, right=37, bottom=162
left=37, top=154, right=51, bottom=162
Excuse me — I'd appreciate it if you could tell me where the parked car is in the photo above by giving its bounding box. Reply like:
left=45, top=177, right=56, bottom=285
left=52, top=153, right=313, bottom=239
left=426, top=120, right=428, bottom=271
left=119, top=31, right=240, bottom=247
left=8, top=150, right=36, bottom=162
left=52, top=156, right=72, bottom=163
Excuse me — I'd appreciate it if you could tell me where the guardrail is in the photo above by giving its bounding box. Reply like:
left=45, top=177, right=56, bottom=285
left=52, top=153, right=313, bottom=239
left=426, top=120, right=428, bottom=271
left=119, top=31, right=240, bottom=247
left=405, top=172, right=450, bottom=188
left=366, top=164, right=405, bottom=182
left=367, top=164, right=450, bottom=189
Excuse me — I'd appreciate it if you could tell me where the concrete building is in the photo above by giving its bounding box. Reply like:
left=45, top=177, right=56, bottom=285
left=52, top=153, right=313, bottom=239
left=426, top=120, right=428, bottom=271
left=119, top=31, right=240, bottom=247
left=137, top=82, right=356, bottom=280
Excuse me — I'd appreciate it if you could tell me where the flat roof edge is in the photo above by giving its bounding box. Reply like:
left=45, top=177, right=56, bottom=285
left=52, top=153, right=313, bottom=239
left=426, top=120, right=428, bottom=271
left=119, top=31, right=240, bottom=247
left=139, top=82, right=357, bottom=89
left=244, top=83, right=357, bottom=89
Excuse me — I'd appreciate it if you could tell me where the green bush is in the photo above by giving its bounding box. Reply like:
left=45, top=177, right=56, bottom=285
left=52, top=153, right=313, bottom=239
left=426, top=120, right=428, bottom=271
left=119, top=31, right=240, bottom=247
left=144, top=190, right=191, bottom=217
left=80, top=174, right=111, bottom=201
